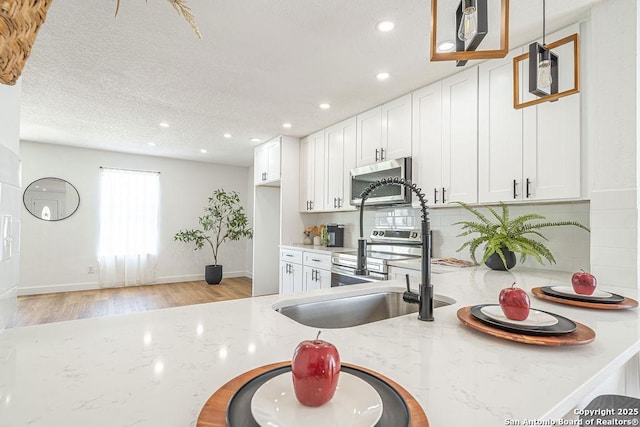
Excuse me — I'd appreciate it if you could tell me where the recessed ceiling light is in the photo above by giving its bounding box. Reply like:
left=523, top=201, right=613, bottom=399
left=250, top=138, right=262, bottom=143
left=200, top=149, right=207, bottom=153
left=376, top=20, right=395, bottom=32
left=319, top=103, right=331, bottom=110
left=223, top=133, right=232, bottom=138
left=376, top=72, right=390, bottom=81
left=282, top=123, right=292, bottom=129
left=148, top=142, right=156, bottom=147
left=159, top=122, right=170, bottom=128
left=437, top=41, right=455, bottom=52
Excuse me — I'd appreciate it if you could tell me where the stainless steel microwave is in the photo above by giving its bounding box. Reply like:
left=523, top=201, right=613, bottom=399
left=350, top=157, right=412, bottom=206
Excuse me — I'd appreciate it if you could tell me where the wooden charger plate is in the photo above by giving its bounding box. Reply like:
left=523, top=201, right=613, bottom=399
left=531, top=287, right=639, bottom=310
left=457, top=306, right=595, bottom=346
left=196, top=361, right=429, bottom=427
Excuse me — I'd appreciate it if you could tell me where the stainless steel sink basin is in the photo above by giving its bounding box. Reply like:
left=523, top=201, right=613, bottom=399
left=275, top=291, right=455, bottom=329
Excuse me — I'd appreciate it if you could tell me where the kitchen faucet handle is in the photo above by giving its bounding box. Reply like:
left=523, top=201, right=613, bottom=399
left=403, top=274, right=420, bottom=304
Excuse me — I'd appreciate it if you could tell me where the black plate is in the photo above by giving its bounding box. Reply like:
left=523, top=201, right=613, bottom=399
left=226, top=365, right=410, bottom=427
left=540, top=286, right=625, bottom=304
left=470, top=304, right=577, bottom=336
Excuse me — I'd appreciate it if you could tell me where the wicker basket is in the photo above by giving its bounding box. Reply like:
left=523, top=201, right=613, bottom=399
left=0, top=0, right=52, bottom=85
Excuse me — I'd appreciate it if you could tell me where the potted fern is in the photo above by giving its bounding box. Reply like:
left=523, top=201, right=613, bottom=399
left=453, top=201, right=590, bottom=270
left=174, top=189, right=253, bottom=284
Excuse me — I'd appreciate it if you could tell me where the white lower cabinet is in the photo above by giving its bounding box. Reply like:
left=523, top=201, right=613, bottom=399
left=303, top=266, right=331, bottom=291
left=280, top=260, right=303, bottom=294
left=279, top=248, right=332, bottom=294
left=302, top=251, right=332, bottom=291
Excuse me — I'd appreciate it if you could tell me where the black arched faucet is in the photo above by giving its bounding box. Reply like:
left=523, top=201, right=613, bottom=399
left=356, top=177, right=434, bottom=321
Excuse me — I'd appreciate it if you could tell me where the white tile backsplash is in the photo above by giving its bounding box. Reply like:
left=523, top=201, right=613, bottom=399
left=309, top=201, right=591, bottom=274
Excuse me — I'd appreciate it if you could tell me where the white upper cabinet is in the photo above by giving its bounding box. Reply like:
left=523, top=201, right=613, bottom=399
left=522, top=90, right=581, bottom=201
left=325, top=117, right=357, bottom=211
left=479, top=25, right=581, bottom=203
left=441, top=67, right=478, bottom=205
left=356, top=93, right=412, bottom=167
left=412, top=81, right=443, bottom=206
left=381, top=94, right=412, bottom=161
left=413, top=67, right=478, bottom=207
left=254, top=136, right=281, bottom=185
left=478, top=49, right=524, bottom=202
left=522, top=26, right=581, bottom=201
left=299, top=130, right=325, bottom=212
left=356, top=106, right=382, bottom=166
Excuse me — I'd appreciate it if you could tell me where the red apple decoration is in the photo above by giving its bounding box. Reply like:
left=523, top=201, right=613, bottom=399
left=572, top=269, right=597, bottom=295
left=499, top=282, right=530, bottom=321
left=291, top=331, right=341, bottom=407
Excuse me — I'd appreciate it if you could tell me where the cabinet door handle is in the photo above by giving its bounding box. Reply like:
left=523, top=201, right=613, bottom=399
left=433, top=188, right=438, bottom=204
left=337, top=197, right=341, bottom=208
left=333, top=197, right=337, bottom=208
left=311, top=258, right=321, bottom=262
left=375, top=149, right=379, bottom=162
left=526, top=178, right=531, bottom=198
left=310, top=200, right=314, bottom=210
left=380, top=147, right=385, bottom=161
left=286, top=254, right=293, bottom=258
left=513, top=179, right=518, bottom=199
left=442, top=187, right=446, bottom=203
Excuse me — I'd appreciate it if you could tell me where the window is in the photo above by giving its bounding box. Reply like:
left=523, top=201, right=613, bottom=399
left=98, top=168, right=160, bottom=286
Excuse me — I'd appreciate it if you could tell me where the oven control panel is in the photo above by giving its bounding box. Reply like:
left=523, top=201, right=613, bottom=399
left=370, top=228, right=421, bottom=243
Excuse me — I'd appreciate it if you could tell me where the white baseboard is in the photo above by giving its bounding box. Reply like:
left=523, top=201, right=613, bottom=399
left=17, top=271, right=251, bottom=296
left=18, top=281, right=101, bottom=296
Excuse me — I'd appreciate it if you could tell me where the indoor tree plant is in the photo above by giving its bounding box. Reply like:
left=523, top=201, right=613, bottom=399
left=453, top=201, right=590, bottom=271
left=174, top=189, right=253, bottom=284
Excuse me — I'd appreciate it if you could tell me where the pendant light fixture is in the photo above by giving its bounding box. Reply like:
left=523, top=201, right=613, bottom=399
left=455, top=0, right=487, bottom=66
left=528, top=0, right=558, bottom=97
left=430, top=0, right=509, bottom=66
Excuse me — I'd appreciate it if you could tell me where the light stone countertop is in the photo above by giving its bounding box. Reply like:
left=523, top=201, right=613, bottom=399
left=1, top=267, right=639, bottom=426
left=280, top=243, right=354, bottom=254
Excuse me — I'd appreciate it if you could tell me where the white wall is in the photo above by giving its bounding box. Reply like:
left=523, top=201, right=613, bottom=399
left=0, top=80, right=22, bottom=330
left=19, top=141, right=252, bottom=295
left=587, top=0, right=639, bottom=289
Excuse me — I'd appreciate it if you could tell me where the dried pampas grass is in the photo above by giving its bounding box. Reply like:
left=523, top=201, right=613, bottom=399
left=115, top=0, right=202, bottom=39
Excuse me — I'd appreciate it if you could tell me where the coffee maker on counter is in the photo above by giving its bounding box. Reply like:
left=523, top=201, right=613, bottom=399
left=326, top=224, right=344, bottom=247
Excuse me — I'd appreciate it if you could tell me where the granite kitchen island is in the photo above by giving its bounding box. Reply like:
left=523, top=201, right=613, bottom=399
left=1, top=267, right=639, bottom=426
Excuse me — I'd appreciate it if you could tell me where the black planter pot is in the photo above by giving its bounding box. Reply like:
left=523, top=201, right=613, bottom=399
left=205, top=265, right=223, bottom=285
left=484, top=249, right=517, bottom=271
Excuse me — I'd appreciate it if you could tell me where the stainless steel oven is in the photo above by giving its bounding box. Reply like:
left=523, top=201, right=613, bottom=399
left=330, top=227, right=421, bottom=287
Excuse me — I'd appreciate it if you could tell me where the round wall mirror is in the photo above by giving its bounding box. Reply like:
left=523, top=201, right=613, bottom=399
left=23, top=177, right=80, bottom=221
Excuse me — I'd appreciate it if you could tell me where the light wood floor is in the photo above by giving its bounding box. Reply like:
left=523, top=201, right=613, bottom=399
left=11, top=277, right=252, bottom=327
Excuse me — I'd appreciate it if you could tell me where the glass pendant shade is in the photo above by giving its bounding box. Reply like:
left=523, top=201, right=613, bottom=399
left=458, top=1, right=478, bottom=42
left=537, top=50, right=553, bottom=89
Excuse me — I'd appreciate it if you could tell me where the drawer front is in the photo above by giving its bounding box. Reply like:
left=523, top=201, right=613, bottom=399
left=303, top=252, right=332, bottom=270
left=281, top=248, right=303, bottom=264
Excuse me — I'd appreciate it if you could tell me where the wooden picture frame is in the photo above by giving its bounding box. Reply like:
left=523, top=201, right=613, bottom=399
left=513, top=33, right=580, bottom=109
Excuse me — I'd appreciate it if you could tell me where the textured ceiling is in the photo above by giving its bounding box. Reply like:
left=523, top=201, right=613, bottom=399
left=18, top=0, right=602, bottom=167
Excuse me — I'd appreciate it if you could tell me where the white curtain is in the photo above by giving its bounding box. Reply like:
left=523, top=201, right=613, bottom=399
left=98, top=168, right=160, bottom=288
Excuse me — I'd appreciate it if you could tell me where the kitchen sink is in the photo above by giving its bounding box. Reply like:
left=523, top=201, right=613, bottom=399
left=275, top=290, right=455, bottom=329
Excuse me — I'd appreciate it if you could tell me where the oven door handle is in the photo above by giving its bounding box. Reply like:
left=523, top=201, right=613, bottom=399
left=331, top=265, right=357, bottom=275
